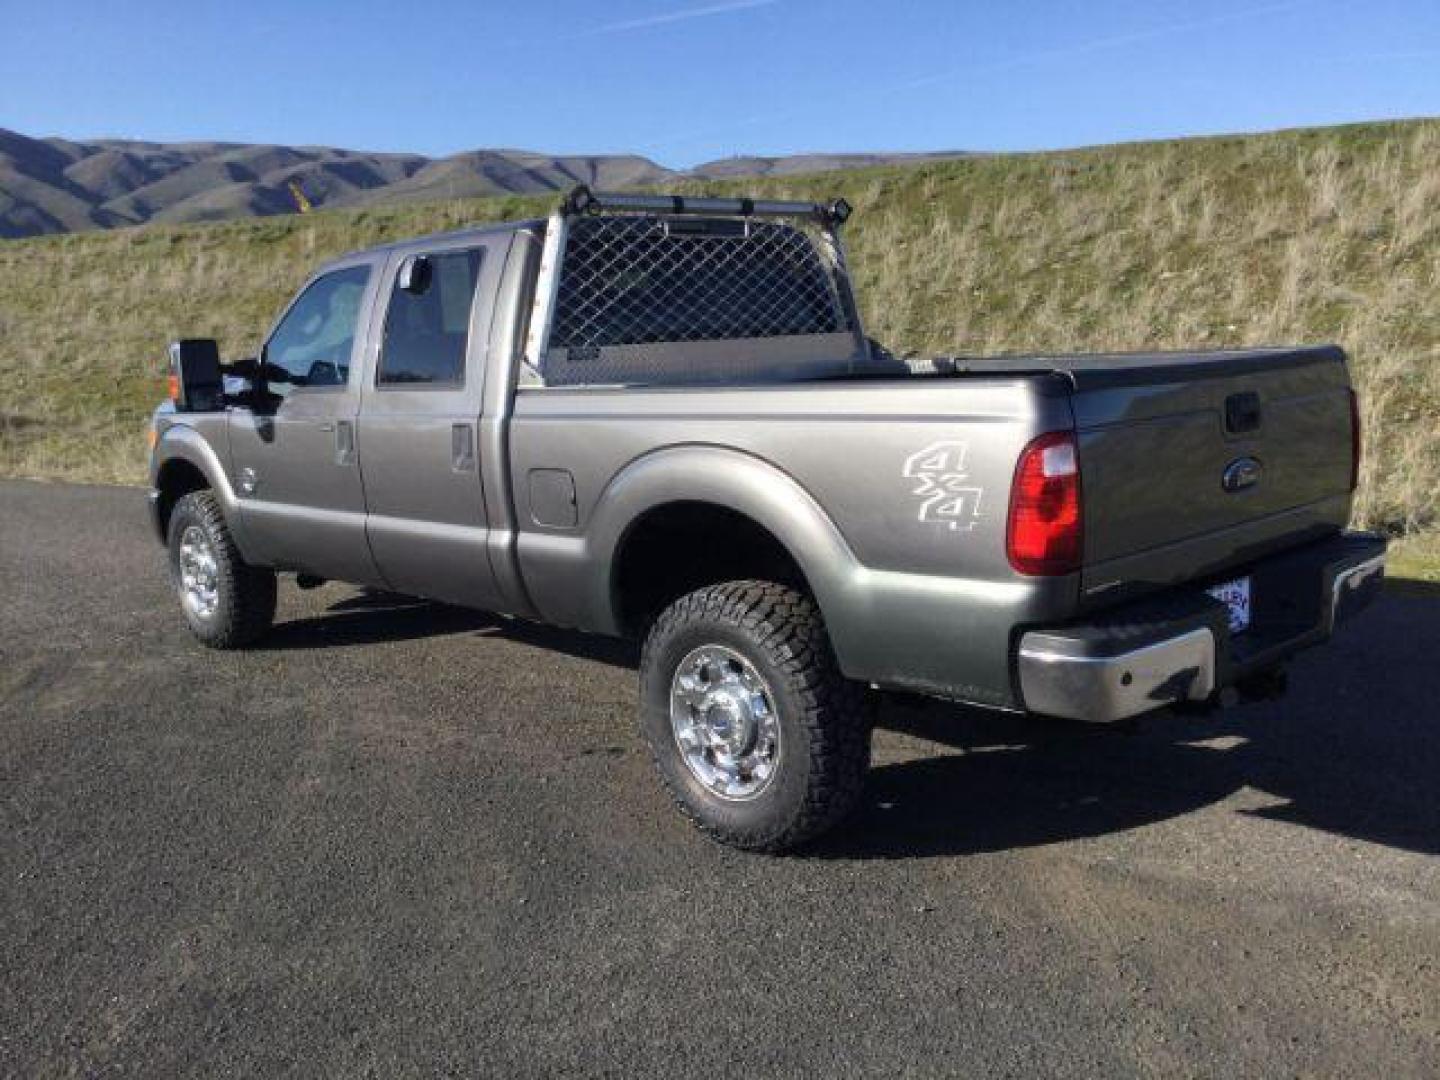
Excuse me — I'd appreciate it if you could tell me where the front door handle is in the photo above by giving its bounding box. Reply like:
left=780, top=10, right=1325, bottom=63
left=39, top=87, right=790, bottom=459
left=334, top=420, right=356, bottom=465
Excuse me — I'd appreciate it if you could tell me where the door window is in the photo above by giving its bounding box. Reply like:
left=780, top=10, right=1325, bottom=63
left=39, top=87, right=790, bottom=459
left=262, top=265, right=372, bottom=396
left=378, top=250, right=483, bottom=387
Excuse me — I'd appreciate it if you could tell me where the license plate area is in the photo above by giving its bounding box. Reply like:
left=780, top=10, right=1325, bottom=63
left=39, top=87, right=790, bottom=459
left=1206, top=576, right=1252, bottom=635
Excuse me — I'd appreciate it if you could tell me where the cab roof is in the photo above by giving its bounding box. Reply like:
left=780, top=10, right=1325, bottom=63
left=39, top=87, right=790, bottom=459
left=318, top=217, right=545, bottom=272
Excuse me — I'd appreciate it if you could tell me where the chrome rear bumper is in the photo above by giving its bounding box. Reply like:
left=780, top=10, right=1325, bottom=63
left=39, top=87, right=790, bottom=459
left=1328, top=551, right=1385, bottom=632
left=1016, top=533, right=1386, bottom=723
left=1018, top=626, right=1216, bottom=723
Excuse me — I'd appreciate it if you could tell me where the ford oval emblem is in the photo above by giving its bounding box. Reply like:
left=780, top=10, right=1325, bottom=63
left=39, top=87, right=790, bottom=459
left=1222, top=456, right=1262, bottom=492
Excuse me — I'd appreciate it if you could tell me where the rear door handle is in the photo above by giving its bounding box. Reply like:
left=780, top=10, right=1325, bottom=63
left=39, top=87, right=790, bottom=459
left=452, top=423, right=476, bottom=472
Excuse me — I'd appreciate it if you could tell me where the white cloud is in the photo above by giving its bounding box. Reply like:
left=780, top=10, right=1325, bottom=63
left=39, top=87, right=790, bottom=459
left=587, top=0, right=779, bottom=36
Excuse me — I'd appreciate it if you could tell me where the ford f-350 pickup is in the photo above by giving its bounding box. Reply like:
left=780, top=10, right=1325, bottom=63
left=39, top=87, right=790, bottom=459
left=148, top=187, right=1386, bottom=851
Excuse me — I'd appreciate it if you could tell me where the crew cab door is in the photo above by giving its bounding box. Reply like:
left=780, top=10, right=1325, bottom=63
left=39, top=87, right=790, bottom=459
left=228, top=259, right=386, bottom=585
left=357, top=237, right=506, bottom=609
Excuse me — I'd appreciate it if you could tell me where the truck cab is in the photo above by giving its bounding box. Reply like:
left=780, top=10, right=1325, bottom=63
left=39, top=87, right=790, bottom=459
left=160, top=228, right=521, bottom=609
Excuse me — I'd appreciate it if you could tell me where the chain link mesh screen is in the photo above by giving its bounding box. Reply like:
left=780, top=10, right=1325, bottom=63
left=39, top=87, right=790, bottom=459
left=549, top=215, right=851, bottom=353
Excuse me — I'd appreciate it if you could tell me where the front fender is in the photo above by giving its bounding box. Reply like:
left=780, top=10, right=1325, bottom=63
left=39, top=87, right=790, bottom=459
left=151, top=423, right=254, bottom=556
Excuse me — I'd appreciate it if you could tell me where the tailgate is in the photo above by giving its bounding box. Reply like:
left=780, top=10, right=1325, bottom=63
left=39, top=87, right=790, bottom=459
left=1071, top=346, right=1354, bottom=601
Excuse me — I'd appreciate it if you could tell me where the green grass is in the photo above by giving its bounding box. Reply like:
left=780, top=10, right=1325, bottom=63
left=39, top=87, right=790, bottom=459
left=1, top=119, right=1436, bottom=565
left=1388, top=532, right=1440, bottom=587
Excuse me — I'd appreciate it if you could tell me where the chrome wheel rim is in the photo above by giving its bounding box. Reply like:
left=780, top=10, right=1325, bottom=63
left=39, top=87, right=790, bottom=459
left=670, top=644, right=781, bottom=801
left=178, top=525, right=220, bottom=620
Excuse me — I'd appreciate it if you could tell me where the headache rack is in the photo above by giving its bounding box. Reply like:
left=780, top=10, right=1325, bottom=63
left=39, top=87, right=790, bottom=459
left=522, top=185, right=868, bottom=387
left=557, top=186, right=853, bottom=225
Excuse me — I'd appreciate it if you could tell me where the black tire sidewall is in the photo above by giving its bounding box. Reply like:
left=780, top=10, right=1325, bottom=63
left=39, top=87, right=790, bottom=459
left=166, top=495, right=234, bottom=643
left=641, top=604, right=819, bottom=843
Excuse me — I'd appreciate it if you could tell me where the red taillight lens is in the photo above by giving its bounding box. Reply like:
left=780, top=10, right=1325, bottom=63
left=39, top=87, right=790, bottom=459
left=1007, top=431, right=1083, bottom=576
left=1348, top=388, right=1361, bottom=492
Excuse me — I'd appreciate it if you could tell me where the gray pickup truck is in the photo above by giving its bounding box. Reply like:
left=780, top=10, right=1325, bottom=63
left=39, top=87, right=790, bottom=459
left=149, top=187, right=1386, bottom=851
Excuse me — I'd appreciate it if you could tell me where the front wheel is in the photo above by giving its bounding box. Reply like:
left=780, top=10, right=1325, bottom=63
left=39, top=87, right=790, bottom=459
left=167, top=490, right=276, bottom=648
left=639, top=581, right=872, bottom=853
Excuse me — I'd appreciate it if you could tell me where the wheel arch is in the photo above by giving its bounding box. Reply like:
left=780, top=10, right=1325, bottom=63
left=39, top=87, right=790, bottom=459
left=587, top=446, right=862, bottom=639
left=611, top=501, right=813, bottom=637
left=151, top=425, right=248, bottom=551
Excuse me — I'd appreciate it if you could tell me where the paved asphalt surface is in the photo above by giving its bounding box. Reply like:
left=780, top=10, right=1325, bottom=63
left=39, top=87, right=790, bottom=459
left=2, top=480, right=1437, bottom=1077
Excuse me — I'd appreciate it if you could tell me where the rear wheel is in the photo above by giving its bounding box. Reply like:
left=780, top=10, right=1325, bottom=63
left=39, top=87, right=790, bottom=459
left=167, top=490, right=275, bottom=648
left=639, top=580, right=872, bottom=852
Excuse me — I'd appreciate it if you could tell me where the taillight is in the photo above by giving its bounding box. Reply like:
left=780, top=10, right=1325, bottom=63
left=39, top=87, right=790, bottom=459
left=1348, top=388, right=1361, bottom=492
left=1007, top=431, right=1083, bottom=576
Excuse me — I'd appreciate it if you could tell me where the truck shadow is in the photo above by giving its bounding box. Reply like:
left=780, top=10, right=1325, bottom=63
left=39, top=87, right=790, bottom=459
left=812, top=583, right=1440, bottom=861
left=265, top=584, right=1438, bottom=861
left=262, top=589, right=639, bottom=668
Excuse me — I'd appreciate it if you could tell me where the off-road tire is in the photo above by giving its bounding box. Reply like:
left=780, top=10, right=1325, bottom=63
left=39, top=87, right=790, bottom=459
left=639, top=580, right=872, bottom=852
left=167, top=490, right=276, bottom=648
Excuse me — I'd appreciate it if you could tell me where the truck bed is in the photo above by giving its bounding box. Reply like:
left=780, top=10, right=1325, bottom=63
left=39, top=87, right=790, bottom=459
left=869, top=345, right=1354, bottom=604
left=506, top=204, right=1358, bottom=702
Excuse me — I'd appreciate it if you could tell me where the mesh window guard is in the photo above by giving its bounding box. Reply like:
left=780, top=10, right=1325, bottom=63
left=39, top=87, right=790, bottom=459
left=549, top=215, right=850, bottom=352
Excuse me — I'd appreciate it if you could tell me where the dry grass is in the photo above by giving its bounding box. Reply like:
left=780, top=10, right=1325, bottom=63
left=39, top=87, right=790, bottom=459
left=1, top=119, right=1436, bottom=544
left=0, top=196, right=550, bottom=483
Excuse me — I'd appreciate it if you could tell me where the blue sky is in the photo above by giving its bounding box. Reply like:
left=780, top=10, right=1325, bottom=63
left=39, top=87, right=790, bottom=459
left=2, top=0, right=1437, bottom=166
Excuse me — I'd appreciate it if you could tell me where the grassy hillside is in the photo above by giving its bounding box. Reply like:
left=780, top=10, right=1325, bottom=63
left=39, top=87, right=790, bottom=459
left=1, top=119, right=1436, bottom=544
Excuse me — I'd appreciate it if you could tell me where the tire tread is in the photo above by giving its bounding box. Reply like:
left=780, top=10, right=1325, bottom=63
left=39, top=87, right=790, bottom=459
left=169, top=490, right=275, bottom=649
left=640, top=580, right=871, bottom=852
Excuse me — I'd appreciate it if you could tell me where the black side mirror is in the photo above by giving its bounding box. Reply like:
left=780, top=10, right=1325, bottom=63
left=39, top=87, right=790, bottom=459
left=216, top=355, right=263, bottom=408
left=398, top=254, right=432, bottom=294
left=167, top=339, right=224, bottom=412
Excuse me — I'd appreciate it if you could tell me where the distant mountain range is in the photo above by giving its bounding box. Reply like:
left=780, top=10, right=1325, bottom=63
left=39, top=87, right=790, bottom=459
left=0, top=128, right=973, bottom=239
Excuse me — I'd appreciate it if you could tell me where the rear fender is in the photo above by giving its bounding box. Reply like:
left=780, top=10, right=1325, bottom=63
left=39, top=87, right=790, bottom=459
left=512, top=441, right=1073, bottom=707
left=524, top=445, right=857, bottom=637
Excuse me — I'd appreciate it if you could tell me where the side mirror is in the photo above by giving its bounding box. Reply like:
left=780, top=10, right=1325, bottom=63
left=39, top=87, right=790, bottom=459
left=218, top=355, right=261, bottom=407
left=167, top=339, right=224, bottom=412
left=398, top=254, right=432, bottom=295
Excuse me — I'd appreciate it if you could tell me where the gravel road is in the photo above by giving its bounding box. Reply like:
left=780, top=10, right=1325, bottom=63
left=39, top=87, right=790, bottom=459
left=2, top=479, right=1436, bottom=1077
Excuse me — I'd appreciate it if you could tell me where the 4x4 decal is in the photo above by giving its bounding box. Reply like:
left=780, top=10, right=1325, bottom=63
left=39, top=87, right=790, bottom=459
left=902, top=442, right=983, bottom=531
